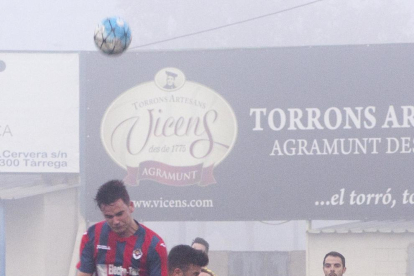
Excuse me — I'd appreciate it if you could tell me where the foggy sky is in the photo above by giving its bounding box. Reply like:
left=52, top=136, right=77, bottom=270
left=1, top=0, right=413, bottom=253
left=1, top=0, right=413, bottom=52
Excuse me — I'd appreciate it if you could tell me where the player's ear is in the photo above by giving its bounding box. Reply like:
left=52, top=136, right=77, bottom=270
left=173, top=267, right=183, bottom=276
left=129, top=201, right=134, bottom=212
left=343, top=267, right=346, bottom=274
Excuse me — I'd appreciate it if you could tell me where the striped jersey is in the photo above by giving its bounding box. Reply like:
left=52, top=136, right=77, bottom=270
left=77, top=221, right=168, bottom=276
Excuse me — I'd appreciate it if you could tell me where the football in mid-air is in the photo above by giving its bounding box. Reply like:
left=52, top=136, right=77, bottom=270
left=94, top=17, right=132, bottom=55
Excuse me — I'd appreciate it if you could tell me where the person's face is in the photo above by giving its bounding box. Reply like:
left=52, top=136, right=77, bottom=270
left=192, top=242, right=207, bottom=253
left=100, top=198, right=135, bottom=237
left=172, top=264, right=201, bottom=276
left=167, top=76, right=175, bottom=85
left=323, top=255, right=346, bottom=276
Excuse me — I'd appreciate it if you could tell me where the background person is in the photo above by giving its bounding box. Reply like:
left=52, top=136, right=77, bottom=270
left=76, top=179, right=168, bottom=276
left=191, top=237, right=217, bottom=276
left=168, top=244, right=209, bottom=276
left=323, top=251, right=346, bottom=276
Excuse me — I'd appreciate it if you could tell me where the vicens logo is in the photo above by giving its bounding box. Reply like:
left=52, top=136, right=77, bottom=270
left=101, top=68, right=238, bottom=186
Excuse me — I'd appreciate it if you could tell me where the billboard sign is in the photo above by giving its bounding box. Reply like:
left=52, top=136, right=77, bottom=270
left=83, top=45, right=414, bottom=221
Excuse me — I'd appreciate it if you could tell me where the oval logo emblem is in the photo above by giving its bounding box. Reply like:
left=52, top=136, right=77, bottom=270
left=101, top=68, right=238, bottom=186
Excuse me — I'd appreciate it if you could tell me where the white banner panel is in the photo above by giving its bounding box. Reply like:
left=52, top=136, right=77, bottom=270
left=0, top=53, right=79, bottom=173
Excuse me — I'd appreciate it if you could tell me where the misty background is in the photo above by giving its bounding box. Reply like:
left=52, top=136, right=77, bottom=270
left=1, top=1, right=414, bottom=275
left=1, top=0, right=413, bottom=52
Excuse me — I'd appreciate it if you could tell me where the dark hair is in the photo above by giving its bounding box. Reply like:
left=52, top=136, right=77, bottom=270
left=323, top=251, right=346, bottom=268
left=168, top=245, right=209, bottom=273
left=95, top=180, right=130, bottom=208
left=191, top=237, right=210, bottom=253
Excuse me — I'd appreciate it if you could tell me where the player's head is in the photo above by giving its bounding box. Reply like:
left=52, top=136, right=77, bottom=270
left=95, top=180, right=136, bottom=237
left=95, top=179, right=130, bottom=208
left=323, top=251, right=346, bottom=276
left=168, top=245, right=209, bottom=276
left=191, top=237, right=210, bottom=254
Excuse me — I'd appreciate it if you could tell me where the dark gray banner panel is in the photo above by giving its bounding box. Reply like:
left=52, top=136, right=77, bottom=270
left=82, top=44, right=414, bottom=221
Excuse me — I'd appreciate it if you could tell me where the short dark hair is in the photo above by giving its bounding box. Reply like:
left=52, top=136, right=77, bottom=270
left=168, top=245, right=209, bottom=273
left=95, top=180, right=130, bottom=208
left=191, top=237, right=210, bottom=253
left=323, top=251, right=346, bottom=268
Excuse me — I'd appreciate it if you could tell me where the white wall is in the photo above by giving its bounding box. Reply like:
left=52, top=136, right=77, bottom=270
left=141, top=220, right=353, bottom=252
left=143, top=220, right=306, bottom=252
left=307, top=232, right=414, bottom=276
left=5, top=188, right=78, bottom=276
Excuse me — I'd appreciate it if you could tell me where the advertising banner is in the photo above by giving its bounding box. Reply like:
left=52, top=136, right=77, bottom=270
left=0, top=53, right=79, bottom=173
left=83, top=45, right=414, bottom=221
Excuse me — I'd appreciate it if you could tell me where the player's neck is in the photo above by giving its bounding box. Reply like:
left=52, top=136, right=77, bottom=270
left=119, top=220, right=139, bottom=237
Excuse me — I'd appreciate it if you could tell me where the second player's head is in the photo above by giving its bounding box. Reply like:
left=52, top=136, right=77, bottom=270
left=168, top=245, right=209, bottom=276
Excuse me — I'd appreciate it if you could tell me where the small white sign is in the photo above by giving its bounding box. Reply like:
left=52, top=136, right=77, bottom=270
left=0, top=53, right=79, bottom=172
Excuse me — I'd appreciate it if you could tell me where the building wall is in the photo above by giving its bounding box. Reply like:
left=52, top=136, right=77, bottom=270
left=144, top=220, right=309, bottom=252
left=208, top=250, right=305, bottom=276
left=6, top=194, right=46, bottom=275
left=5, top=188, right=78, bottom=276
left=44, top=188, right=79, bottom=275
left=307, top=232, right=414, bottom=276
left=209, top=251, right=229, bottom=276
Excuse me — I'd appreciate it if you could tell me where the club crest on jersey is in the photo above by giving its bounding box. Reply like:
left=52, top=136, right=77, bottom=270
left=133, top=248, right=143, bottom=260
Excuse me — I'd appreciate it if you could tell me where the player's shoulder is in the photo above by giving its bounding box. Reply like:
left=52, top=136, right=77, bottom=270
left=84, top=220, right=106, bottom=236
left=88, top=220, right=106, bottom=229
left=139, top=223, right=161, bottom=237
left=139, top=223, right=165, bottom=244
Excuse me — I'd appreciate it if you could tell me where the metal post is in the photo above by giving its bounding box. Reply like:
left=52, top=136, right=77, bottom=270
left=409, top=244, right=414, bottom=276
left=306, top=220, right=312, bottom=276
left=0, top=200, right=5, bottom=276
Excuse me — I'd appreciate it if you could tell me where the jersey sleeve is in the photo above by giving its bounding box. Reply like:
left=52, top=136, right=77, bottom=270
left=147, top=238, right=168, bottom=276
left=76, top=231, right=96, bottom=274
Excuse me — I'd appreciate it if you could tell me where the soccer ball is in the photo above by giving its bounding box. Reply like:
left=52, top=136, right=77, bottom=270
left=94, top=17, right=132, bottom=55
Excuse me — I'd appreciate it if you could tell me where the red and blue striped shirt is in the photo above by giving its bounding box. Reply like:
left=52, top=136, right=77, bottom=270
left=77, top=221, right=168, bottom=276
